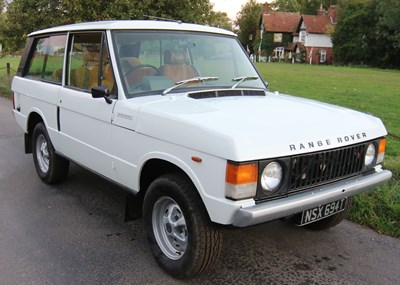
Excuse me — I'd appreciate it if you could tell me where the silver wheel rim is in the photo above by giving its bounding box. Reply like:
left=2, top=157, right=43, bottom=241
left=152, top=196, right=188, bottom=260
left=36, top=134, right=49, bottom=173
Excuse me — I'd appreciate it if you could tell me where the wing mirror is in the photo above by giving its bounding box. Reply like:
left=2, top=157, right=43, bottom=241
left=92, top=86, right=113, bottom=104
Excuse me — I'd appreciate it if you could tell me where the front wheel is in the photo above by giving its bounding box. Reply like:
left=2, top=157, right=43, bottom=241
left=32, top=123, right=69, bottom=184
left=143, top=174, right=222, bottom=279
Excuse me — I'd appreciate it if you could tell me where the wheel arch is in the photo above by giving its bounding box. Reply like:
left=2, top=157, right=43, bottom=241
left=25, top=111, right=45, bottom=154
left=140, top=158, right=186, bottom=195
left=137, top=157, right=212, bottom=220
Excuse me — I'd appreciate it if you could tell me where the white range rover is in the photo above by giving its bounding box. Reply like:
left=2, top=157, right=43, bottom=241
left=12, top=20, right=392, bottom=278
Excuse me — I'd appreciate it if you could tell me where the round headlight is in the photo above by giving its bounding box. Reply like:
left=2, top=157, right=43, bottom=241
left=261, top=162, right=283, bottom=191
left=364, top=143, right=376, bottom=167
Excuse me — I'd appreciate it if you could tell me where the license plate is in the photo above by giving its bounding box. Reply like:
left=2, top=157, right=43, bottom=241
left=300, top=198, right=347, bottom=226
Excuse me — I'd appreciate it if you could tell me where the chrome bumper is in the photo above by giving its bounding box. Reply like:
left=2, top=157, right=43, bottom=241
left=232, top=168, right=392, bottom=227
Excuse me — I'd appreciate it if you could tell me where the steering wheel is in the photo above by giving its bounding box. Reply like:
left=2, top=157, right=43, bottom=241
left=123, top=64, right=159, bottom=77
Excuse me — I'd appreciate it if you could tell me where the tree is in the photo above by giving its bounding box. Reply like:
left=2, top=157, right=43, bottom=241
left=206, top=11, right=233, bottom=31
left=145, top=0, right=213, bottom=24
left=1, top=0, right=216, bottom=51
left=375, top=0, right=400, bottom=67
left=270, top=0, right=301, bottom=12
left=332, top=0, right=377, bottom=65
left=2, top=0, right=66, bottom=51
left=235, top=0, right=263, bottom=54
left=332, top=0, right=400, bottom=68
left=0, top=1, right=4, bottom=52
left=271, top=0, right=339, bottom=14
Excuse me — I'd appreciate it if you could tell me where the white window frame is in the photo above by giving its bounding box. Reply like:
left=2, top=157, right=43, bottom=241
left=274, top=47, right=284, bottom=59
left=320, top=49, right=327, bottom=63
left=273, top=33, right=283, bottom=43
left=299, top=31, right=306, bottom=43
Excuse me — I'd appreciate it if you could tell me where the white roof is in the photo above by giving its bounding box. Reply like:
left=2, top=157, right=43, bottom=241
left=28, top=20, right=236, bottom=37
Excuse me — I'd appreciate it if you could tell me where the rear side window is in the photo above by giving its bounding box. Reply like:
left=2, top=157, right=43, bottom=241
left=26, top=35, right=67, bottom=83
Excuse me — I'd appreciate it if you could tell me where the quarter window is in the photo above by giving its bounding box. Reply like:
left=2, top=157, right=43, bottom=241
left=26, top=35, right=67, bottom=83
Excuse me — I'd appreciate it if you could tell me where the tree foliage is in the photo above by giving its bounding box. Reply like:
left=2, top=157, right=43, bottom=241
left=0, top=0, right=220, bottom=51
left=376, top=0, right=400, bottom=66
left=271, top=0, right=339, bottom=14
left=2, top=0, right=66, bottom=51
left=206, top=11, right=233, bottom=31
left=235, top=0, right=263, bottom=54
left=332, top=0, right=400, bottom=68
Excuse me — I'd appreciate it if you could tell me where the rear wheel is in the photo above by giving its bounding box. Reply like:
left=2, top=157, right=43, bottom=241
left=32, top=123, right=69, bottom=184
left=143, top=173, right=222, bottom=279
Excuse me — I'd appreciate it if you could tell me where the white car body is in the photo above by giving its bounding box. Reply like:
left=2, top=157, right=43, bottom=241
left=12, top=20, right=391, bottom=227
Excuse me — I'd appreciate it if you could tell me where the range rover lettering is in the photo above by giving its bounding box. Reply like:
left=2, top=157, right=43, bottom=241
left=12, top=21, right=392, bottom=279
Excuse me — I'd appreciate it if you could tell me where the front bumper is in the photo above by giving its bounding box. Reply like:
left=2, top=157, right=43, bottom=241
left=232, top=166, right=392, bottom=227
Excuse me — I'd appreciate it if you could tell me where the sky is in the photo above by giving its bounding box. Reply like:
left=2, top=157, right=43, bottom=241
left=211, top=0, right=269, bottom=20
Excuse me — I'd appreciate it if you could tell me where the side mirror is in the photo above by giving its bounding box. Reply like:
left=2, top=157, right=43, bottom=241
left=92, top=86, right=113, bottom=104
left=264, top=81, right=269, bottom=90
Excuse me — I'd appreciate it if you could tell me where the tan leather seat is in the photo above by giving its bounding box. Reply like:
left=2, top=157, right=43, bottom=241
left=160, top=50, right=199, bottom=83
left=70, top=51, right=114, bottom=91
left=120, top=57, right=142, bottom=75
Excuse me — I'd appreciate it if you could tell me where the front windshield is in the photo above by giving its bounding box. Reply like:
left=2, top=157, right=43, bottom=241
left=112, top=30, right=265, bottom=97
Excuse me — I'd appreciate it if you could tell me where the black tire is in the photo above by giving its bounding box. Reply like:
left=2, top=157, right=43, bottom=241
left=143, top=173, right=222, bottom=279
left=297, top=197, right=353, bottom=231
left=32, top=123, right=69, bottom=184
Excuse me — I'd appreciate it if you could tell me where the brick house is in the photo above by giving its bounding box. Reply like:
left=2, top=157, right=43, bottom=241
left=259, top=3, right=337, bottom=64
left=298, top=5, right=337, bottom=64
left=259, top=3, right=301, bottom=60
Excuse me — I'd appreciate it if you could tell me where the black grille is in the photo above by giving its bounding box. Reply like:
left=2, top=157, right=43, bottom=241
left=288, top=142, right=369, bottom=193
left=188, top=89, right=265, bottom=99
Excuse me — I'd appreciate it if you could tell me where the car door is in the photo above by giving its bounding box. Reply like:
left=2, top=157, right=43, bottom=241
left=57, top=32, right=117, bottom=179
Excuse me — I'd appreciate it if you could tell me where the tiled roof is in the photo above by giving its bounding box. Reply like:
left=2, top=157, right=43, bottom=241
left=263, top=12, right=301, bottom=33
left=302, top=15, right=333, bottom=34
left=284, top=42, right=305, bottom=52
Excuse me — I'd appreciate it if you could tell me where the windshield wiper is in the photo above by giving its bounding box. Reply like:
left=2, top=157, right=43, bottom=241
left=231, top=76, right=259, bottom=89
left=162, top=76, right=219, bottom=95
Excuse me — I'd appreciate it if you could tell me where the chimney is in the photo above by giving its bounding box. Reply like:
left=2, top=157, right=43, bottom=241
left=264, top=2, right=270, bottom=15
left=318, top=3, right=324, bottom=15
left=328, top=5, right=337, bottom=23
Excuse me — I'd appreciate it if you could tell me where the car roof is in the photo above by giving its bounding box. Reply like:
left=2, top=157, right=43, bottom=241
left=28, top=20, right=236, bottom=37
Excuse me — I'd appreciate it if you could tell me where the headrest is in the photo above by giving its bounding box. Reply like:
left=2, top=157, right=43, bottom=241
left=119, top=43, right=140, bottom=58
left=164, top=50, right=190, bottom=64
left=83, top=51, right=100, bottom=67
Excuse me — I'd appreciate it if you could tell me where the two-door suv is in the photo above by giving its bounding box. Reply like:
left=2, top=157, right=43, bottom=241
left=12, top=20, right=392, bottom=278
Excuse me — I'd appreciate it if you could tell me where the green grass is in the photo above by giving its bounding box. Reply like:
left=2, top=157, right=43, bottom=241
left=0, top=55, right=20, bottom=97
left=256, top=62, right=400, bottom=238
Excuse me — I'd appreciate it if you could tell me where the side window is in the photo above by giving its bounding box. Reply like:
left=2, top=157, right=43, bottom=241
left=67, top=33, right=115, bottom=93
left=26, top=35, right=67, bottom=83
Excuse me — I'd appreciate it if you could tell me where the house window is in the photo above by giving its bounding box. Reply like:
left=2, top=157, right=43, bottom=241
left=274, top=47, right=284, bottom=59
left=299, top=31, right=306, bottom=43
left=273, top=33, right=283, bottom=43
left=320, top=50, right=327, bottom=63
